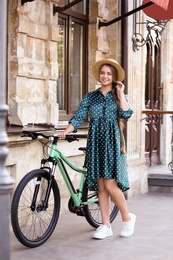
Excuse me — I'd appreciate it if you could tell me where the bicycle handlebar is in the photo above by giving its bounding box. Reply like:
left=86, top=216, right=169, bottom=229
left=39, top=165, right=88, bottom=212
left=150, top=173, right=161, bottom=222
left=22, top=130, right=87, bottom=142
left=65, top=134, right=88, bottom=143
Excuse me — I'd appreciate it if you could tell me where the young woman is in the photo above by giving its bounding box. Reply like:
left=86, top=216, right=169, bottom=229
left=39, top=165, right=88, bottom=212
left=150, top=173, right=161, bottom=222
left=58, top=59, right=136, bottom=239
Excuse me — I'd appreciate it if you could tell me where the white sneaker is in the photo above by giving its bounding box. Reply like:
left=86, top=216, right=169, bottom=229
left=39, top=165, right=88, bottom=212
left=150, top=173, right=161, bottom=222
left=93, top=224, right=113, bottom=239
left=120, top=213, right=136, bottom=238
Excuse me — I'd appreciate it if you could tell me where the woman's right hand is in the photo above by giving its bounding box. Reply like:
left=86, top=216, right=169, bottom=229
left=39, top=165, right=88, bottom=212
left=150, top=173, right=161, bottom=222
left=58, top=124, right=74, bottom=139
left=58, top=131, right=67, bottom=138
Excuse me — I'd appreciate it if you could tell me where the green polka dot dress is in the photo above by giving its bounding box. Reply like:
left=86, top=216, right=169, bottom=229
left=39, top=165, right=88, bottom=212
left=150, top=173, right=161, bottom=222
left=69, top=88, right=133, bottom=192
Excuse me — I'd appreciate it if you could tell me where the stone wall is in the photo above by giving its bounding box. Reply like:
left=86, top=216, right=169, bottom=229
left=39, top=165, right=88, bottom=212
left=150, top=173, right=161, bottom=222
left=8, top=0, right=59, bottom=126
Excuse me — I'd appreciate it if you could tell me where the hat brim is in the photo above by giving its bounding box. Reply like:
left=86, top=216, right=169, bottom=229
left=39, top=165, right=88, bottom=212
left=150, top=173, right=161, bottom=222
left=92, top=59, right=125, bottom=83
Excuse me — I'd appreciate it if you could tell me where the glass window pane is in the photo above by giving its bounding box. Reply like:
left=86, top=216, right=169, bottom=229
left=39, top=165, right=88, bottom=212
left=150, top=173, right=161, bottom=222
left=69, top=0, right=86, bottom=14
left=57, top=17, right=66, bottom=110
left=70, top=21, right=83, bottom=111
left=59, top=0, right=86, bottom=14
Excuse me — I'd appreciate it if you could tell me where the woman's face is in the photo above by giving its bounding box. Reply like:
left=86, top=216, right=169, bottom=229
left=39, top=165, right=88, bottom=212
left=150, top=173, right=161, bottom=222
left=99, top=65, right=113, bottom=87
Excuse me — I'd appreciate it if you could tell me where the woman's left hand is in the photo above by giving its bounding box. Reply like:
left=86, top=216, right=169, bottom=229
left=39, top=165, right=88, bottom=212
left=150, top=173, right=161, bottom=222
left=116, top=81, right=125, bottom=94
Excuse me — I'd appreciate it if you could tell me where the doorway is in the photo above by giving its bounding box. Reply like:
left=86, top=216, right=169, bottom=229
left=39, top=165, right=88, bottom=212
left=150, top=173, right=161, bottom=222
left=144, top=41, right=162, bottom=166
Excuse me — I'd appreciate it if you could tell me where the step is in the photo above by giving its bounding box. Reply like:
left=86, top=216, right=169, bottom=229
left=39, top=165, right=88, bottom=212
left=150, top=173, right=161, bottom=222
left=148, top=173, right=173, bottom=193
left=148, top=173, right=173, bottom=186
left=148, top=185, right=173, bottom=193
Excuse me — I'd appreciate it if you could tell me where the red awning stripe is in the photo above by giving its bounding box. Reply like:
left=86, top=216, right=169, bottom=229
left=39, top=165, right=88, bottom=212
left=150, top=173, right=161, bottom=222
left=150, top=0, right=169, bottom=10
left=143, top=0, right=173, bottom=20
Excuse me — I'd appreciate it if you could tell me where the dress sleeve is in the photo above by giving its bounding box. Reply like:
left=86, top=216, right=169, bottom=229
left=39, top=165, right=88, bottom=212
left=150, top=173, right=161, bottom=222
left=117, top=107, right=133, bottom=119
left=117, top=95, right=133, bottom=119
left=69, top=94, right=89, bottom=131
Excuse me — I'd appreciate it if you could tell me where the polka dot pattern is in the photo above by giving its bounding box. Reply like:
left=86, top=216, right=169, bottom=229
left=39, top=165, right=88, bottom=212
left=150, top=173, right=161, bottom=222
left=69, top=88, right=133, bottom=192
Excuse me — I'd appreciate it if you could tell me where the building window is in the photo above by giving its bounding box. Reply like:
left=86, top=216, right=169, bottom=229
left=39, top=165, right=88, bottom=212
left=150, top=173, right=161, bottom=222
left=57, top=1, right=88, bottom=121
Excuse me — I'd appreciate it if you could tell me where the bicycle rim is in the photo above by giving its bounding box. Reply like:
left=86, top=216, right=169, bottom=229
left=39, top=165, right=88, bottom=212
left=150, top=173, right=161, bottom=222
left=11, top=169, right=60, bottom=247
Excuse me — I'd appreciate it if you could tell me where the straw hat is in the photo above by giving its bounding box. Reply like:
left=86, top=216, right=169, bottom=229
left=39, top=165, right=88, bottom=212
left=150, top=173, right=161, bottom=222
left=92, top=59, right=125, bottom=82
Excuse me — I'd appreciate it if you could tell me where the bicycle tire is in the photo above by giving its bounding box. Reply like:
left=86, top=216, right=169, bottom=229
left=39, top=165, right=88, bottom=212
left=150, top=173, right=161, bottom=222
left=82, top=179, right=118, bottom=228
left=168, top=161, right=173, bottom=172
left=11, top=169, right=60, bottom=248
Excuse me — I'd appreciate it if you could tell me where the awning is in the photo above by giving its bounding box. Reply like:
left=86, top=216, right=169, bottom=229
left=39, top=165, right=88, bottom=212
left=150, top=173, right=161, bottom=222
left=150, top=0, right=169, bottom=10
left=99, top=0, right=173, bottom=28
left=143, top=0, right=173, bottom=20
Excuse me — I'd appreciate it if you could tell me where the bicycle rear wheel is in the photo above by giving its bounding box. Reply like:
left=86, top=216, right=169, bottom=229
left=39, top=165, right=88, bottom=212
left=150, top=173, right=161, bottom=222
left=82, top=179, right=118, bottom=228
left=11, top=169, right=60, bottom=248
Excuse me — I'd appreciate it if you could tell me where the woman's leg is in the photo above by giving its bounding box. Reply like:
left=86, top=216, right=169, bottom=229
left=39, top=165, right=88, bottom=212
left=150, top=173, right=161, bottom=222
left=97, top=178, right=110, bottom=226
left=104, top=179, right=130, bottom=222
left=92, top=178, right=113, bottom=239
left=96, top=178, right=136, bottom=238
left=103, top=179, right=136, bottom=237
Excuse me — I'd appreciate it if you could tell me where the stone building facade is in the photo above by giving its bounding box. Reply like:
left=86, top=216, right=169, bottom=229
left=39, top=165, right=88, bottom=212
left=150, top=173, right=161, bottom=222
left=6, top=0, right=173, bottom=212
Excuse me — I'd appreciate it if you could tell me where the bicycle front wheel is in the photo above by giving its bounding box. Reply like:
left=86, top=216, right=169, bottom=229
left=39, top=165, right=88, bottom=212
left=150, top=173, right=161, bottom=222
left=82, top=179, right=118, bottom=228
left=11, top=169, right=60, bottom=248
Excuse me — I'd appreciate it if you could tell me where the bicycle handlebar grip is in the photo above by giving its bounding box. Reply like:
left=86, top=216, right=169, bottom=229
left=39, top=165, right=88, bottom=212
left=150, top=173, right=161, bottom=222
left=69, top=134, right=88, bottom=138
left=22, top=130, right=38, bottom=140
left=65, top=134, right=87, bottom=143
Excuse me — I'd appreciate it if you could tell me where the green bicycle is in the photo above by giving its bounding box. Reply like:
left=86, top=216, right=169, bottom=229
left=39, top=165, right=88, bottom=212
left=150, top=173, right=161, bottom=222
left=11, top=130, right=118, bottom=248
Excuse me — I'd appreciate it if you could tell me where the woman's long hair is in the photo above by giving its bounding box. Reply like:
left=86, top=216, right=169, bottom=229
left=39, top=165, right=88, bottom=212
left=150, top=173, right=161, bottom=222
left=112, top=83, right=126, bottom=154
left=102, top=64, right=126, bottom=154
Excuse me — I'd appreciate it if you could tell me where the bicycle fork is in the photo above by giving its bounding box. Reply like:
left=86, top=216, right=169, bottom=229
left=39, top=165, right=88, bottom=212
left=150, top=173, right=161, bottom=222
left=30, top=159, right=57, bottom=212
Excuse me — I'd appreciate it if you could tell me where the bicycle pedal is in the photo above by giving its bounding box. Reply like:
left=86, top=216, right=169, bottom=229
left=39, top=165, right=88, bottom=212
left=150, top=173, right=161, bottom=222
left=75, top=207, right=85, bottom=217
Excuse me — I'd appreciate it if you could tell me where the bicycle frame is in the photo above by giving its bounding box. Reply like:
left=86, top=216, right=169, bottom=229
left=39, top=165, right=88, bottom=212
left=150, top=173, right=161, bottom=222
left=11, top=131, right=118, bottom=248
left=45, top=142, right=98, bottom=207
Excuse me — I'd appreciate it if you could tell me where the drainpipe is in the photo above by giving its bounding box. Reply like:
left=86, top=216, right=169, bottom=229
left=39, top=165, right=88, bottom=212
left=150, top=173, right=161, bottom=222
left=0, top=0, right=14, bottom=259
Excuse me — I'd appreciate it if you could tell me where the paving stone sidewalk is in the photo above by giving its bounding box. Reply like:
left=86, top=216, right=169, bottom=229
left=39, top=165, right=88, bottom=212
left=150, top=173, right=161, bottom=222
left=10, top=192, right=173, bottom=260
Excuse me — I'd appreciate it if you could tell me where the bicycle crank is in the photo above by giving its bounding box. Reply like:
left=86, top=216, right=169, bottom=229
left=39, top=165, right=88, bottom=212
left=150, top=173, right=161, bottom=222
left=68, top=197, right=85, bottom=216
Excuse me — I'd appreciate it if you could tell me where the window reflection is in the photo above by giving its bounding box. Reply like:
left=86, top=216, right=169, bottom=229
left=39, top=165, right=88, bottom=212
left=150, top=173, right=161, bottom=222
left=58, top=0, right=86, bottom=14
left=71, top=21, right=83, bottom=111
left=57, top=18, right=65, bottom=110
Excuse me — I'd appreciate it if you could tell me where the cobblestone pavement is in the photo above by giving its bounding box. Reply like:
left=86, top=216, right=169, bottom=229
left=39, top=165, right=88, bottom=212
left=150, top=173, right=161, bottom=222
left=10, top=191, right=173, bottom=260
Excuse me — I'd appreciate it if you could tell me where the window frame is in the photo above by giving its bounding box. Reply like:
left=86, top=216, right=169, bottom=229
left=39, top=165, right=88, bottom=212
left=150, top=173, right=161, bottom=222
left=58, top=4, right=88, bottom=121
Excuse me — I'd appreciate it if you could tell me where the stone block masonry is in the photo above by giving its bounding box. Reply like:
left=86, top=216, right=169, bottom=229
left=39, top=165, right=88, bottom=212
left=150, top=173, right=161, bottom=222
left=8, top=0, right=59, bottom=126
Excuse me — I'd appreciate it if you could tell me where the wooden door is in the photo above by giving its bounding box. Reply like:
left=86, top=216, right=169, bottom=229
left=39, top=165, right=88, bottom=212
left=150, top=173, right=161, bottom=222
left=144, top=41, right=161, bottom=166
